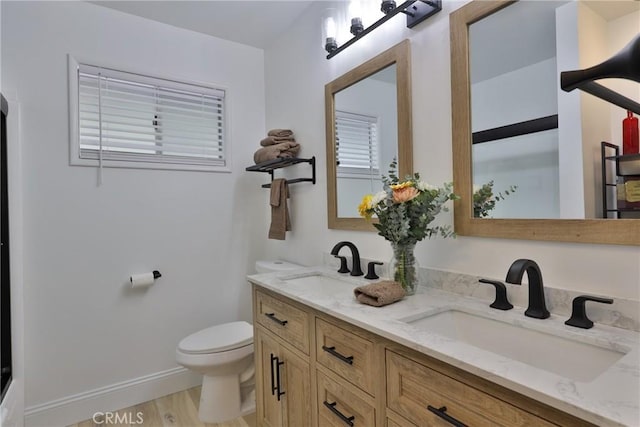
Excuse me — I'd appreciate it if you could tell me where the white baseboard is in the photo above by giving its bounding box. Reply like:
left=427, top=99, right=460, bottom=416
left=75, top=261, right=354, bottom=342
left=24, top=367, right=201, bottom=427
left=1, top=379, right=25, bottom=427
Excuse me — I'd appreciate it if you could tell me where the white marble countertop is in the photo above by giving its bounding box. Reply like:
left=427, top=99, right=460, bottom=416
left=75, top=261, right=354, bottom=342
left=248, top=266, right=640, bottom=427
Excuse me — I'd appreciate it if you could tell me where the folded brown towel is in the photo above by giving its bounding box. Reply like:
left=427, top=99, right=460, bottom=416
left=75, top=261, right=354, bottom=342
left=277, top=140, right=300, bottom=156
left=268, top=129, right=293, bottom=138
left=260, top=135, right=296, bottom=146
left=254, top=146, right=279, bottom=164
left=254, top=141, right=300, bottom=164
left=268, top=178, right=291, bottom=240
left=354, top=281, right=406, bottom=307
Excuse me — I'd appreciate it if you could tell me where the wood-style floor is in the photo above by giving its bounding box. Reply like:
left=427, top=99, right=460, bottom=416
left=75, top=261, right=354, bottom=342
left=69, top=386, right=256, bottom=427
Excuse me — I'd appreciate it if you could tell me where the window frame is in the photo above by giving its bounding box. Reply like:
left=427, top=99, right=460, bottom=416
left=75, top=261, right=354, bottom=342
left=68, top=55, right=231, bottom=173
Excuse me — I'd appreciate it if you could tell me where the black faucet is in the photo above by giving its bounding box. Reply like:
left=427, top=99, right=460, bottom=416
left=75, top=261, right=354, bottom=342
left=505, top=259, right=550, bottom=319
left=330, top=241, right=364, bottom=276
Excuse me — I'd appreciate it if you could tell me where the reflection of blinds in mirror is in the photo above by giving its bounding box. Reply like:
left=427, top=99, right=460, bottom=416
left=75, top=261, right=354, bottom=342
left=335, top=110, right=379, bottom=173
left=78, top=63, right=226, bottom=166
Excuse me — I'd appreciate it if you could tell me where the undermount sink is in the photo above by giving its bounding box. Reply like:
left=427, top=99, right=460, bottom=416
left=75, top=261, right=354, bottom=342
left=401, top=309, right=626, bottom=382
left=279, top=272, right=356, bottom=289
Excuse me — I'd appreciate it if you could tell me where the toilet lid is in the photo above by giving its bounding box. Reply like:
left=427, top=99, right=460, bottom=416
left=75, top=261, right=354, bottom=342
left=178, top=321, right=253, bottom=354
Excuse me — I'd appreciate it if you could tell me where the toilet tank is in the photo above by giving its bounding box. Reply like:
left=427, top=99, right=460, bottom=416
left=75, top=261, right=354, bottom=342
left=255, top=260, right=303, bottom=274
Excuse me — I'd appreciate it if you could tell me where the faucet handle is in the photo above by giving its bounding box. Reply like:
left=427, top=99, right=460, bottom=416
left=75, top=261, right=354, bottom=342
left=479, top=279, right=514, bottom=310
left=364, top=261, right=383, bottom=280
left=565, top=295, right=614, bottom=329
left=334, top=256, right=350, bottom=274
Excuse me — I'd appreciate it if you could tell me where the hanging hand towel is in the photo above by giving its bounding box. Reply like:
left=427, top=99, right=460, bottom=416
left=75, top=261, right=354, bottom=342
left=354, top=281, right=406, bottom=307
left=268, top=179, right=291, bottom=240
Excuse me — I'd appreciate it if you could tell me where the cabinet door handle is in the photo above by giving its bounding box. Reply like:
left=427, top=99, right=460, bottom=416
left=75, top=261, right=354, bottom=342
left=275, top=358, right=285, bottom=401
left=269, top=353, right=277, bottom=396
left=427, top=405, right=468, bottom=427
left=265, top=312, right=288, bottom=326
left=323, top=401, right=355, bottom=426
left=322, top=345, right=354, bottom=365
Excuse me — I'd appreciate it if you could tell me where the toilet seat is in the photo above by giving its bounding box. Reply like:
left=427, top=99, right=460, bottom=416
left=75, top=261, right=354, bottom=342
left=178, top=321, right=253, bottom=355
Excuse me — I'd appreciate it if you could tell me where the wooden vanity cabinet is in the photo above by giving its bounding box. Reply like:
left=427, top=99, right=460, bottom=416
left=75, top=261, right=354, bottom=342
left=315, top=318, right=377, bottom=397
left=255, top=328, right=311, bottom=427
left=255, top=289, right=310, bottom=354
left=252, top=286, right=595, bottom=427
left=316, top=369, right=376, bottom=427
left=254, top=289, right=312, bottom=427
left=387, top=349, right=556, bottom=426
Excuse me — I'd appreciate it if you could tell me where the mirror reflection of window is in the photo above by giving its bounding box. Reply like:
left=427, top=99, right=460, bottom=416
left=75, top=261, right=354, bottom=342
left=335, top=110, right=380, bottom=175
left=334, top=63, right=398, bottom=218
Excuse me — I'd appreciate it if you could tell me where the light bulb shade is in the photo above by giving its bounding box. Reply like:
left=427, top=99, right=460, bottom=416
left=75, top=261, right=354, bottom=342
left=349, top=0, right=364, bottom=35
left=380, top=0, right=396, bottom=14
left=322, top=9, right=338, bottom=51
left=348, top=0, right=362, bottom=21
left=350, top=17, right=364, bottom=36
left=325, top=37, right=338, bottom=53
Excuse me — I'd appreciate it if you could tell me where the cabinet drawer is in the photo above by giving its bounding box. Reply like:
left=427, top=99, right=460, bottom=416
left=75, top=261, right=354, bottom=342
left=255, top=290, right=309, bottom=354
left=387, top=412, right=422, bottom=427
left=317, top=371, right=375, bottom=427
left=386, top=350, right=556, bottom=427
left=316, top=318, right=376, bottom=396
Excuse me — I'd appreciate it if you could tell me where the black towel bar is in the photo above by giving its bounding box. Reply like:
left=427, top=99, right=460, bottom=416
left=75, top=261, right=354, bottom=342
left=246, top=156, right=316, bottom=189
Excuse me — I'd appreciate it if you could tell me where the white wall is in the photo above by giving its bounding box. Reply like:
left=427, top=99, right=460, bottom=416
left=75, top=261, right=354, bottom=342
left=2, top=1, right=268, bottom=423
left=556, top=1, right=586, bottom=219
left=577, top=2, right=610, bottom=219
left=263, top=0, right=640, bottom=302
left=472, top=130, right=559, bottom=219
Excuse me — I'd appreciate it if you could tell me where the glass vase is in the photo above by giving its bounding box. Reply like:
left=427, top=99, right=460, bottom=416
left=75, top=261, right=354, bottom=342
left=388, top=242, right=419, bottom=296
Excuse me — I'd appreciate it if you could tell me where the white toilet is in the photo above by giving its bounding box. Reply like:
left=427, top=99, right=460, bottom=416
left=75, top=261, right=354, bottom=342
left=176, top=260, right=302, bottom=423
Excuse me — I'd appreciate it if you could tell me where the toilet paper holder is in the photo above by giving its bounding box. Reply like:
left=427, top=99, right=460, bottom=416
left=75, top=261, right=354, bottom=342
left=129, top=270, right=162, bottom=288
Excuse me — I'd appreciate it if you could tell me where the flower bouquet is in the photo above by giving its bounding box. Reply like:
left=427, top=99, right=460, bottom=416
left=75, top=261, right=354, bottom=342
left=358, top=160, right=458, bottom=295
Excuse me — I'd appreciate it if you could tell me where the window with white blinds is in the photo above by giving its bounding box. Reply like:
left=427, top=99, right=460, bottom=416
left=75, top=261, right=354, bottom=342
left=335, top=111, right=379, bottom=175
left=70, top=58, right=227, bottom=171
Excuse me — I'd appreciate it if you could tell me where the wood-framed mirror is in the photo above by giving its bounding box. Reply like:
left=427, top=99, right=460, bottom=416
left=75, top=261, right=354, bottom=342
left=451, top=0, right=640, bottom=245
left=326, top=39, right=413, bottom=231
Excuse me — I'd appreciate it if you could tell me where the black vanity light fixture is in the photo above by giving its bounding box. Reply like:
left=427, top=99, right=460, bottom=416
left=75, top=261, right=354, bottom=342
left=323, top=0, right=442, bottom=59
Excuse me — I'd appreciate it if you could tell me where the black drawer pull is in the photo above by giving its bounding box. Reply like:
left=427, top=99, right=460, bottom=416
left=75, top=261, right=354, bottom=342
left=427, top=405, right=468, bottom=427
left=275, top=358, right=285, bottom=401
left=322, top=345, right=354, bottom=365
left=269, top=353, right=277, bottom=396
left=323, top=401, right=355, bottom=426
left=265, top=312, right=288, bottom=326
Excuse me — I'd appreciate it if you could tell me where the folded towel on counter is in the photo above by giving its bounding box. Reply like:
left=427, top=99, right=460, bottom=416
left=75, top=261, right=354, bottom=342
left=260, top=135, right=296, bottom=147
left=254, top=141, right=300, bottom=164
left=268, top=178, right=291, bottom=240
left=268, top=129, right=294, bottom=138
left=354, top=281, right=406, bottom=307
